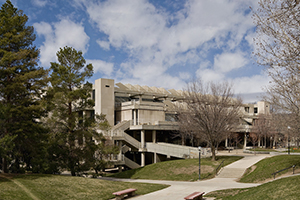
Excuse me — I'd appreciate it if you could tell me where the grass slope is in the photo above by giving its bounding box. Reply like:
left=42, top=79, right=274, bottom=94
left=110, top=156, right=243, bottom=181
left=0, top=174, right=168, bottom=200
left=240, top=155, right=300, bottom=183
left=206, top=175, right=300, bottom=200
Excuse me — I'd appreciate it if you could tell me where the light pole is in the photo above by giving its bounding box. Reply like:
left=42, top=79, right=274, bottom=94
left=288, top=126, right=290, bottom=155
left=198, top=146, right=201, bottom=180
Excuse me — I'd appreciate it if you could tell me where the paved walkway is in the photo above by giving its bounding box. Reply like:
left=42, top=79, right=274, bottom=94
left=103, top=153, right=272, bottom=200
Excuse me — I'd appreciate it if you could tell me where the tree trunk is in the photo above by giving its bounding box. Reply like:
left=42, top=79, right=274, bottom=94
left=211, top=145, right=216, bottom=161
left=2, top=157, right=8, bottom=173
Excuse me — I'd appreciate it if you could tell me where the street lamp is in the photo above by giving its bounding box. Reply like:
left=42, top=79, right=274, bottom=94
left=198, top=146, right=201, bottom=180
left=288, top=126, right=290, bottom=155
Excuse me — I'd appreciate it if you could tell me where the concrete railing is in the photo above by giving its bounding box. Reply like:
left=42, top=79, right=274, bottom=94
left=124, top=157, right=141, bottom=169
left=112, top=130, right=141, bottom=149
left=146, top=142, right=211, bottom=158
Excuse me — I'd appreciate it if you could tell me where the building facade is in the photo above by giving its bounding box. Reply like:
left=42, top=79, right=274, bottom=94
left=92, top=78, right=270, bottom=169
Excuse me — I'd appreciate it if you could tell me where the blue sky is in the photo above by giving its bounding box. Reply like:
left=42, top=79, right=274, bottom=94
left=3, top=0, right=270, bottom=102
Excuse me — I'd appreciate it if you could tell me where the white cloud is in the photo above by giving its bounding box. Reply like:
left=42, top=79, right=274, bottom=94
left=86, top=59, right=114, bottom=76
left=96, top=40, right=110, bottom=50
left=34, top=19, right=89, bottom=67
left=31, top=0, right=47, bottom=7
left=232, top=74, right=270, bottom=94
left=214, top=52, right=248, bottom=73
left=196, top=68, right=225, bottom=83
left=77, top=0, right=264, bottom=94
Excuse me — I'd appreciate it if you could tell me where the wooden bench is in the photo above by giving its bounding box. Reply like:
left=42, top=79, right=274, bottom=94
left=184, top=192, right=205, bottom=200
left=112, top=188, right=137, bottom=200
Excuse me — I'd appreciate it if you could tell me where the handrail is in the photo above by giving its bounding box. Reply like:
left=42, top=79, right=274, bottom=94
left=216, top=160, right=225, bottom=175
left=271, top=165, right=296, bottom=179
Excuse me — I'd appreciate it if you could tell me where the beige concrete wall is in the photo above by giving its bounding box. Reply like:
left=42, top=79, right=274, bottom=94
left=138, top=110, right=165, bottom=124
left=94, top=78, right=115, bottom=126
left=256, top=101, right=270, bottom=115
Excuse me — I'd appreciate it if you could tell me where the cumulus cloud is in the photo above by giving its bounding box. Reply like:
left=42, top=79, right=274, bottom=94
left=31, top=0, right=47, bottom=7
left=79, top=0, right=260, bottom=90
left=232, top=74, right=271, bottom=94
left=86, top=59, right=114, bottom=76
left=34, top=19, right=89, bottom=67
left=214, top=52, right=248, bottom=73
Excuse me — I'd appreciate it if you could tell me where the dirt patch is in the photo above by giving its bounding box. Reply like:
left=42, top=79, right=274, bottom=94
left=172, top=165, right=214, bottom=175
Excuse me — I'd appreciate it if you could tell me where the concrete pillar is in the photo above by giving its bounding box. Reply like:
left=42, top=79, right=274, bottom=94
left=152, top=130, right=156, bottom=143
left=258, top=137, right=261, bottom=147
left=244, top=133, right=247, bottom=149
left=154, top=152, right=157, bottom=163
left=133, top=110, right=137, bottom=125
left=225, top=137, right=228, bottom=148
left=118, top=141, right=123, bottom=159
left=141, top=130, right=145, bottom=148
left=141, top=152, right=145, bottom=167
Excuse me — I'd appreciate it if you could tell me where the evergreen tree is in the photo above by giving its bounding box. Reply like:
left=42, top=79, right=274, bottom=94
left=0, top=0, right=48, bottom=173
left=47, top=46, right=115, bottom=176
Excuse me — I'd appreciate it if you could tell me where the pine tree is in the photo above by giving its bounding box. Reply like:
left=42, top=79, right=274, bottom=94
left=47, top=46, right=115, bottom=176
left=0, top=0, right=48, bottom=173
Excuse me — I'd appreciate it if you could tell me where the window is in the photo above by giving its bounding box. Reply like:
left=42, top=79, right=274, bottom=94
left=245, top=107, right=249, bottom=113
left=92, top=89, right=95, bottom=100
left=105, top=85, right=110, bottom=88
left=254, top=107, right=258, bottom=114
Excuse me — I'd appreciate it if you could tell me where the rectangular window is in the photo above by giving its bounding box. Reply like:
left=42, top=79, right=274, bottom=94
left=92, top=89, right=95, bottom=100
left=245, top=107, right=249, bottom=113
left=254, top=107, right=258, bottom=114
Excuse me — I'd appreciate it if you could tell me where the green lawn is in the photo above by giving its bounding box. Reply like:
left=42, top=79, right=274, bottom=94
left=240, top=155, right=300, bottom=183
left=110, top=156, right=243, bottom=181
left=206, top=175, right=300, bottom=200
left=0, top=174, right=169, bottom=200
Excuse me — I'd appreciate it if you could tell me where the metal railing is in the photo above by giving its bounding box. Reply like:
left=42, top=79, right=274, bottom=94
left=216, top=160, right=225, bottom=175
left=271, top=165, right=296, bottom=179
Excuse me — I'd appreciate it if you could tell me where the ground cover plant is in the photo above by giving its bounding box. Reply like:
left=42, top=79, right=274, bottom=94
left=248, top=148, right=276, bottom=152
left=205, top=175, right=300, bottom=200
left=110, top=156, right=243, bottom=181
left=0, top=174, right=168, bottom=200
left=240, top=155, right=300, bottom=183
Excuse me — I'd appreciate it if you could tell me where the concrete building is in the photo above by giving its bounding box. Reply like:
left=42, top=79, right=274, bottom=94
left=92, top=78, right=270, bottom=170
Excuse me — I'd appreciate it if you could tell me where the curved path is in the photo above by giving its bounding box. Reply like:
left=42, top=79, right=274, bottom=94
left=103, top=154, right=271, bottom=200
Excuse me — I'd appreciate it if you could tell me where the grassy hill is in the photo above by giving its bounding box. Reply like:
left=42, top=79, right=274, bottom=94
left=0, top=174, right=168, bottom=200
left=240, top=155, right=300, bottom=183
left=206, top=175, right=300, bottom=200
left=110, top=156, right=243, bottom=181
left=206, top=155, right=300, bottom=199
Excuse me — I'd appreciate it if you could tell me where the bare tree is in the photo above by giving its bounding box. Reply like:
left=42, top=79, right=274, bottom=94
left=253, top=0, right=300, bottom=138
left=250, top=132, right=259, bottom=155
left=178, top=80, right=242, bottom=161
left=252, top=114, right=275, bottom=148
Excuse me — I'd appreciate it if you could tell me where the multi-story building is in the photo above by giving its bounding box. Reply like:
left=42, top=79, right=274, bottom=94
left=92, top=78, right=270, bottom=170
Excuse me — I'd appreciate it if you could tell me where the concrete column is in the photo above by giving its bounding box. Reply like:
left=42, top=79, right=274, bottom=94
left=154, top=152, right=157, bottom=163
left=133, top=109, right=137, bottom=125
left=225, top=137, right=228, bottom=148
left=152, top=130, right=156, bottom=143
left=118, top=141, right=123, bottom=159
left=141, top=130, right=145, bottom=148
left=244, top=133, right=247, bottom=149
left=258, top=137, right=261, bottom=147
left=141, top=152, right=145, bottom=167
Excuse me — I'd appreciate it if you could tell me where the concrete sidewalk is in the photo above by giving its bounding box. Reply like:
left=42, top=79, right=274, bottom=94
left=104, top=154, right=271, bottom=200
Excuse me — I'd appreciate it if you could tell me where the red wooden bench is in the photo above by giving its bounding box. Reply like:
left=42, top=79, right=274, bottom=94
left=112, top=188, right=137, bottom=200
left=184, top=192, right=205, bottom=200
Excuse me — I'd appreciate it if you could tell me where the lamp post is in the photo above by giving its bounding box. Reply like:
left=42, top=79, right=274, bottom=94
left=288, top=126, right=290, bottom=155
left=198, top=146, right=201, bottom=180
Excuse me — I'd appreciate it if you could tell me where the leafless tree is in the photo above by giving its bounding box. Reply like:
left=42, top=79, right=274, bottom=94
left=252, top=114, right=275, bottom=148
left=178, top=80, right=243, bottom=161
left=250, top=132, right=259, bottom=155
left=253, top=0, right=300, bottom=138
